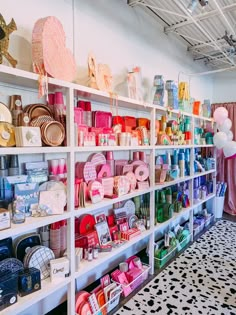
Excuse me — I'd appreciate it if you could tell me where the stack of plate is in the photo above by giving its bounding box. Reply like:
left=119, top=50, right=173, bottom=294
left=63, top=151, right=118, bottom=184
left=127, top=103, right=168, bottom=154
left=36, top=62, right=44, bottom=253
left=25, top=104, right=53, bottom=120
left=40, top=121, right=65, bottom=146
left=23, top=246, right=55, bottom=280
left=30, top=115, right=54, bottom=127
left=13, top=233, right=41, bottom=262
left=25, top=104, right=65, bottom=147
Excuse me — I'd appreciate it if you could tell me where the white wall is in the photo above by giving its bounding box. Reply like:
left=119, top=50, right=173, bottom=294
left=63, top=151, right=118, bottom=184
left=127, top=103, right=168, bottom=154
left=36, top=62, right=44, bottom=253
left=2, top=0, right=213, bottom=103
left=212, top=72, right=236, bottom=103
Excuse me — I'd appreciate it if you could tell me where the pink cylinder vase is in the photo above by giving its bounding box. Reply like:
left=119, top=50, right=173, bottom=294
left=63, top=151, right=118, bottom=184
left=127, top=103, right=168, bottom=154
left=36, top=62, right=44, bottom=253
left=133, top=152, right=139, bottom=161
left=48, top=93, right=55, bottom=114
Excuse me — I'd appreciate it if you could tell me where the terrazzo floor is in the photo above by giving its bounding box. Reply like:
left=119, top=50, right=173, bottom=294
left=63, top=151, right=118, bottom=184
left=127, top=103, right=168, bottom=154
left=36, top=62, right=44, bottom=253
left=114, top=220, right=236, bottom=315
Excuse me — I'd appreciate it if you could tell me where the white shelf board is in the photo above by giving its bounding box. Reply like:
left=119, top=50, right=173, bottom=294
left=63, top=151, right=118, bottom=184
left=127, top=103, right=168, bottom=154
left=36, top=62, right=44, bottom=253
left=0, top=65, right=216, bottom=123
left=75, top=145, right=153, bottom=153
left=1, top=276, right=71, bottom=315
left=154, top=206, right=192, bottom=232
left=0, top=212, right=71, bottom=239
left=192, top=193, right=215, bottom=208
left=170, top=109, right=192, bottom=117
left=154, top=144, right=214, bottom=150
left=0, top=146, right=71, bottom=155
left=155, top=175, right=193, bottom=190
left=75, top=229, right=152, bottom=278
left=155, top=145, right=193, bottom=150
left=193, top=169, right=216, bottom=178
left=193, top=114, right=213, bottom=122
left=75, top=187, right=152, bottom=215
left=0, top=64, right=71, bottom=90
left=73, top=83, right=153, bottom=112
left=194, top=144, right=214, bottom=148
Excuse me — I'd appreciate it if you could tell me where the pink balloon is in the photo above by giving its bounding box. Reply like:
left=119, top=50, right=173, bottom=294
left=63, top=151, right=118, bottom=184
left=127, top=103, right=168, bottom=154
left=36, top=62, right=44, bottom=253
left=213, top=107, right=228, bottom=125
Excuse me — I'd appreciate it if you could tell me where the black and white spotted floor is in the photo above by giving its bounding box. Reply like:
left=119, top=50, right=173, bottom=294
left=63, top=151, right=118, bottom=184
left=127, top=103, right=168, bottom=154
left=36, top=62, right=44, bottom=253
left=114, top=220, right=236, bottom=315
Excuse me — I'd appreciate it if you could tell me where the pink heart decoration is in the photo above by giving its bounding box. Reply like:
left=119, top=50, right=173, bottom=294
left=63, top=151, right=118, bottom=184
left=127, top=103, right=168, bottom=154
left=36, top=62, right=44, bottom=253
left=32, top=16, right=76, bottom=82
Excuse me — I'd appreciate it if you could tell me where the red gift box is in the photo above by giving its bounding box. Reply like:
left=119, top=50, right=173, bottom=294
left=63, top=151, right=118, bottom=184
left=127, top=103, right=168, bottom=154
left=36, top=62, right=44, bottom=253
left=107, top=215, right=115, bottom=227
left=109, top=225, right=119, bottom=240
left=75, top=230, right=99, bottom=248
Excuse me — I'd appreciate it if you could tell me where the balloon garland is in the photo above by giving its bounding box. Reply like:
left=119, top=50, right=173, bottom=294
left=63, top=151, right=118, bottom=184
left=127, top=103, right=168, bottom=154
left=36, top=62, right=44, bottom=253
left=213, top=107, right=236, bottom=159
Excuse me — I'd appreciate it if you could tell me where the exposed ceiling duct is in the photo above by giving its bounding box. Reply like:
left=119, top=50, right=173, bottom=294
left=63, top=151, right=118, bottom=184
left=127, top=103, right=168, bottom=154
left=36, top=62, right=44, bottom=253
left=127, top=0, right=236, bottom=70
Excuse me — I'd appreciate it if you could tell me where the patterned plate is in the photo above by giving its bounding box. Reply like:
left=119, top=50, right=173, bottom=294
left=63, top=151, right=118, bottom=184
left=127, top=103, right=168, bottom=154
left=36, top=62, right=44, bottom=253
left=24, top=246, right=55, bottom=280
left=0, top=258, right=23, bottom=273
left=123, top=200, right=136, bottom=217
left=30, top=115, right=54, bottom=127
left=0, top=102, right=12, bottom=124
left=26, top=104, right=53, bottom=119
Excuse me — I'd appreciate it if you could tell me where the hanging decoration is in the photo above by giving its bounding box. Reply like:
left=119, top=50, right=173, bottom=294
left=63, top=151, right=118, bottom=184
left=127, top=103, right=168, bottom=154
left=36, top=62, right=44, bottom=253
left=32, top=16, right=76, bottom=82
left=213, top=107, right=236, bottom=159
left=0, top=14, right=17, bottom=67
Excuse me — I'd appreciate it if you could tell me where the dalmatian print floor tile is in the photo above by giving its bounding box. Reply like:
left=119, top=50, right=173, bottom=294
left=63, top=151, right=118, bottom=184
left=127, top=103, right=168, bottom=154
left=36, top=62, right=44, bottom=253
left=114, top=220, right=236, bottom=315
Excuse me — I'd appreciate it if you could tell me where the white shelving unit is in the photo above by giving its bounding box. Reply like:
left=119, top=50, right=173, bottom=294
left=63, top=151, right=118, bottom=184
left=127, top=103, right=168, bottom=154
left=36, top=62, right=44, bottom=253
left=0, top=64, right=216, bottom=315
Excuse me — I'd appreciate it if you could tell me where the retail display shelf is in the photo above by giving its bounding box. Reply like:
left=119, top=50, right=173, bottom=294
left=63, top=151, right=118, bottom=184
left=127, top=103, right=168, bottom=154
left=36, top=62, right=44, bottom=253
left=0, top=212, right=71, bottom=239
left=154, top=206, right=192, bottom=232
left=74, top=145, right=154, bottom=152
left=0, top=146, right=71, bottom=155
left=74, top=187, right=153, bottom=215
left=73, top=83, right=153, bottom=112
left=193, top=169, right=216, bottom=178
left=0, top=65, right=216, bottom=122
left=0, top=64, right=217, bottom=315
left=155, top=176, right=193, bottom=190
left=1, top=276, right=71, bottom=315
left=192, top=193, right=215, bottom=207
left=75, top=229, right=152, bottom=278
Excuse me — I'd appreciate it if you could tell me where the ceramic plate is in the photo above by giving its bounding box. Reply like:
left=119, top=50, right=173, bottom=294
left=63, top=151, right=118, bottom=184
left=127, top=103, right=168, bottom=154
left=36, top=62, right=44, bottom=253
left=0, top=258, right=23, bottom=273
left=25, top=246, right=55, bottom=280
left=0, top=237, right=13, bottom=261
left=0, top=122, right=15, bottom=147
left=14, top=233, right=41, bottom=262
left=0, top=102, right=12, bottom=124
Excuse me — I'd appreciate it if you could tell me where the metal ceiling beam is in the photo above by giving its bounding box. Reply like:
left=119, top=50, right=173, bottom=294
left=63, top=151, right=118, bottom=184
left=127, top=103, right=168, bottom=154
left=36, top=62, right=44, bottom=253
left=164, top=3, right=236, bottom=33
left=188, top=38, right=225, bottom=51
left=212, top=0, right=236, bottom=36
left=172, top=0, right=235, bottom=66
left=127, top=0, right=144, bottom=7
left=172, top=31, right=222, bottom=51
left=133, top=1, right=188, bottom=18
left=192, top=50, right=232, bottom=65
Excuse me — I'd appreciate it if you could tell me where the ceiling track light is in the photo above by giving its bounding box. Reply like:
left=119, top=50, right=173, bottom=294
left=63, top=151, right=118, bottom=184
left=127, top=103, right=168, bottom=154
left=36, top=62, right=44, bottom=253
left=199, top=0, right=208, bottom=7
